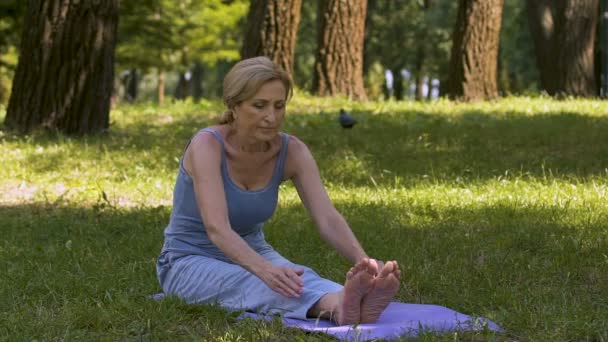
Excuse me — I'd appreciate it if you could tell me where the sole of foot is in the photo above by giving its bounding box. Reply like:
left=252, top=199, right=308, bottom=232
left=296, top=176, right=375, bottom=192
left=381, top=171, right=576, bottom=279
left=335, top=258, right=377, bottom=325
left=360, top=260, right=401, bottom=324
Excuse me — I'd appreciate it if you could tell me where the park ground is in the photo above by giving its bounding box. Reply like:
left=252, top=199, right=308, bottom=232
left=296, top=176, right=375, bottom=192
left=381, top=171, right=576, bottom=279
left=1, top=96, right=607, bottom=340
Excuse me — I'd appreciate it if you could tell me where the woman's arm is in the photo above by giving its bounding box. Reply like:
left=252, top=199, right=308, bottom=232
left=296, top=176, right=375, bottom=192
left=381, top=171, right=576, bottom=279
left=184, top=133, right=303, bottom=298
left=285, top=136, right=369, bottom=265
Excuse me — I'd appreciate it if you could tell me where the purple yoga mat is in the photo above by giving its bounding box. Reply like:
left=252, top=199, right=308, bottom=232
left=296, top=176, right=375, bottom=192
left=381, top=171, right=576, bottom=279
left=151, top=293, right=503, bottom=340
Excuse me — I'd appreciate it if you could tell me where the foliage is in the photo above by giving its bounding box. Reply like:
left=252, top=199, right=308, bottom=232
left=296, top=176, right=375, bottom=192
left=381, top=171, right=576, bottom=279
left=365, top=0, right=457, bottom=98
left=116, top=0, right=248, bottom=72
left=293, top=0, right=318, bottom=91
left=1, top=97, right=608, bottom=340
left=0, top=0, right=584, bottom=102
left=0, top=0, right=25, bottom=104
left=498, top=1, right=539, bottom=94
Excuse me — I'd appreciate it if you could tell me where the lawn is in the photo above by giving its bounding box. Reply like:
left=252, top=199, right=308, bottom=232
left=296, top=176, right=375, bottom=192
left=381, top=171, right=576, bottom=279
left=1, top=96, right=607, bottom=340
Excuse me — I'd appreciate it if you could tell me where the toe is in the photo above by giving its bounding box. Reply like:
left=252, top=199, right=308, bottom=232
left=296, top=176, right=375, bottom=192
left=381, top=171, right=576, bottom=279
left=379, top=261, right=395, bottom=278
left=367, top=259, right=379, bottom=276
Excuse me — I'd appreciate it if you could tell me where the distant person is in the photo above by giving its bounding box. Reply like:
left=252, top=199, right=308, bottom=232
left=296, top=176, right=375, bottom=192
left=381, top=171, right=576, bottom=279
left=156, top=56, right=400, bottom=325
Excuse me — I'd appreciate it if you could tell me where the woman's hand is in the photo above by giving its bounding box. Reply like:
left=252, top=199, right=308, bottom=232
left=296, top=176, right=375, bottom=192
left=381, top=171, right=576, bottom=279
left=259, top=265, right=305, bottom=298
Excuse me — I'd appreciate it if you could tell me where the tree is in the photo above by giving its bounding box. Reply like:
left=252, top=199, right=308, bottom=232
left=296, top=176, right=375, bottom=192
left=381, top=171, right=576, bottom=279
left=241, top=0, right=302, bottom=76
left=313, top=0, right=367, bottom=99
left=4, top=0, right=118, bottom=135
left=413, top=0, right=433, bottom=101
left=117, top=0, right=247, bottom=103
left=365, top=0, right=415, bottom=100
left=0, top=0, right=26, bottom=104
left=364, top=0, right=456, bottom=100
left=293, top=0, right=318, bottom=91
left=526, top=0, right=599, bottom=97
left=446, top=0, right=504, bottom=101
left=497, top=1, right=539, bottom=95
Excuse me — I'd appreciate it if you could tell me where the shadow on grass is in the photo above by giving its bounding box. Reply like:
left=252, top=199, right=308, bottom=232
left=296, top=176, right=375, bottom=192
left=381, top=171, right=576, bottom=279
left=2, top=200, right=607, bottom=340
left=3, top=107, right=608, bottom=184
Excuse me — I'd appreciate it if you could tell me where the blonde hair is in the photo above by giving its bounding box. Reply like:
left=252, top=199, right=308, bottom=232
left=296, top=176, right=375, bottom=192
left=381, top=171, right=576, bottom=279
left=219, top=56, right=293, bottom=124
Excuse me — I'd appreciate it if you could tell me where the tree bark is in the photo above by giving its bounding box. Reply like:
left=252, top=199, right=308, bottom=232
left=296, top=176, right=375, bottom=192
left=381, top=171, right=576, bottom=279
left=313, top=0, right=368, bottom=99
left=241, top=0, right=302, bottom=75
left=526, top=0, right=599, bottom=96
left=4, top=0, right=119, bottom=135
left=446, top=0, right=504, bottom=101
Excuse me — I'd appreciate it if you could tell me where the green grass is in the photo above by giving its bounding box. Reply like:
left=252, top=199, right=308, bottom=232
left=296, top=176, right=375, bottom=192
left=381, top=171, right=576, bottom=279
left=1, top=96, right=608, bottom=340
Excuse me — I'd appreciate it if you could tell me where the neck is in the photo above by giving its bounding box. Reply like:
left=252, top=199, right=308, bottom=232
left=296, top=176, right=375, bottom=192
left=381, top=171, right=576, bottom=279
left=227, top=128, right=270, bottom=153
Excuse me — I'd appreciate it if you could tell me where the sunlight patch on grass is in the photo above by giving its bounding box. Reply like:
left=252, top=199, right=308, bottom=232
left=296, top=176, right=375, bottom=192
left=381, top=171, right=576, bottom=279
left=2, top=97, right=608, bottom=340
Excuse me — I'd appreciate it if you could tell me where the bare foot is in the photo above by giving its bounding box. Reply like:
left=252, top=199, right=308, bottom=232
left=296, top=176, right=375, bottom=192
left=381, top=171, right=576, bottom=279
left=334, top=258, right=376, bottom=325
left=360, top=261, right=401, bottom=324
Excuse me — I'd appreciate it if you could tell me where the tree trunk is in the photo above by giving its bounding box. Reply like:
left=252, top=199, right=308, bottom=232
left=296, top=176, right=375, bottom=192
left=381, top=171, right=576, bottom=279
left=415, top=0, right=432, bottom=101
left=427, top=76, right=434, bottom=100
left=313, top=0, right=368, bottom=99
left=446, top=0, right=504, bottom=101
left=215, top=60, right=233, bottom=97
left=158, top=70, right=165, bottom=105
left=241, top=0, right=302, bottom=75
left=392, top=68, right=404, bottom=100
left=4, top=0, right=118, bottom=135
left=0, top=74, right=6, bottom=105
left=603, top=0, right=608, bottom=97
left=414, top=49, right=426, bottom=101
left=192, top=61, right=204, bottom=101
left=526, top=0, right=599, bottom=97
left=174, top=72, right=191, bottom=100
left=126, top=69, right=138, bottom=102
left=362, top=0, right=378, bottom=78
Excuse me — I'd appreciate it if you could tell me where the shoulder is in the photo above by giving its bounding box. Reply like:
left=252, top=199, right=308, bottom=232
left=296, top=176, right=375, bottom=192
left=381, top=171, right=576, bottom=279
left=285, top=134, right=316, bottom=162
left=183, top=127, right=225, bottom=175
left=284, top=134, right=316, bottom=180
left=188, top=125, right=226, bottom=152
left=285, top=134, right=307, bottom=154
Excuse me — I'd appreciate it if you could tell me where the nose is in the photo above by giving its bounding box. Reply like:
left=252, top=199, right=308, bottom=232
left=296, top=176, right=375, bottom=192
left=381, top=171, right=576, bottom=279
left=265, top=109, right=278, bottom=125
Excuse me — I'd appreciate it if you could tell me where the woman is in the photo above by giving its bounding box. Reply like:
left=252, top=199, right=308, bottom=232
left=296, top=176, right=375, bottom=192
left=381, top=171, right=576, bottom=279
left=157, top=56, right=400, bottom=325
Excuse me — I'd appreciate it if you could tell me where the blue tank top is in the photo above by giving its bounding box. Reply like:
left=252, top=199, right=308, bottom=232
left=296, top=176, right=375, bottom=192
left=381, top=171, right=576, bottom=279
left=160, top=128, right=290, bottom=263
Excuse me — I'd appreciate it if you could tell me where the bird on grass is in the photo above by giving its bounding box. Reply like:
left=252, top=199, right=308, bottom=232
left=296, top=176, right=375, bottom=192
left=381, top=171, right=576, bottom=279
left=338, top=109, right=357, bottom=129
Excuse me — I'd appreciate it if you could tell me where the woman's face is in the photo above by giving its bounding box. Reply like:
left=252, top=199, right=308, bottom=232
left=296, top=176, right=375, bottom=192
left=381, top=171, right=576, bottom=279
left=233, top=80, right=286, bottom=141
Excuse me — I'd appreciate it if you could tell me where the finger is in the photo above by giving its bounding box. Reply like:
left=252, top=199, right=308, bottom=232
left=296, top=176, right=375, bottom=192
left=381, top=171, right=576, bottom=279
left=282, top=273, right=303, bottom=295
left=275, top=284, right=292, bottom=298
left=277, top=280, right=300, bottom=297
left=288, top=268, right=305, bottom=286
left=272, top=279, right=293, bottom=297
